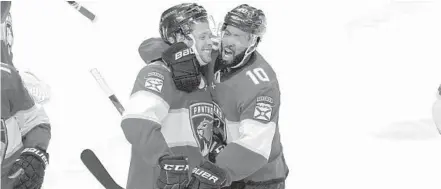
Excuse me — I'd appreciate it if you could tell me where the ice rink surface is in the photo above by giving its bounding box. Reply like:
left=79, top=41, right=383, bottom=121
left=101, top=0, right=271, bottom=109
left=8, top=0, right=441, bottom=188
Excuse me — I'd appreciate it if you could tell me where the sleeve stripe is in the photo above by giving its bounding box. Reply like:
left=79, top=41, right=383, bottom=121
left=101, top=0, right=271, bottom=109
left=17, top=104, right=50, bottom=136
left=122, top=90, right=170, bottom=123
left=232, top=119, right=276, bottom=160
left=161, top=109, right=199, bottom=149
left=4, top=117, right=24, bottom=158
left=1, top=66, right=11, bottom=74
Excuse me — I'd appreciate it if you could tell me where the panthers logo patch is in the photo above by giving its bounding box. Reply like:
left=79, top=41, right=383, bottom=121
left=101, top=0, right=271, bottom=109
left=189, top=102, right=214, bottom=156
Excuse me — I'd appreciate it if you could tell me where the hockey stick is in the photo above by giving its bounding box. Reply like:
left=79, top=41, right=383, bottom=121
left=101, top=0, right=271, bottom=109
left=81, top=149, right=125, bottom=189
left=84, top=68, right=126, bottom=188
left=67, top=1, right=97, bottom=22
left=90, top=68, right=125, bottom=115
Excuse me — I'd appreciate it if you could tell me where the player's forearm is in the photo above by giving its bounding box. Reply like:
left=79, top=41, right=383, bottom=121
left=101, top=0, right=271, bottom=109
left=215, top=119, right=277, bottom=185
left=121, top=118, right=172, bottom=165
left=22, top=123, right=51, bottom=150
left=215, top=143, right=267, bottom=186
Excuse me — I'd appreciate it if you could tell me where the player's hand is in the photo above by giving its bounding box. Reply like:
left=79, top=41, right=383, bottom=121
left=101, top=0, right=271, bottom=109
left=8, top=147, right=49, bottom=189
left=208, top=135, right=225, bottom=163
left=187, top=161, right=227, bottom=189
left=156, top=155, right=190, bottom=189
left=161, top=42, right=201, bottom=93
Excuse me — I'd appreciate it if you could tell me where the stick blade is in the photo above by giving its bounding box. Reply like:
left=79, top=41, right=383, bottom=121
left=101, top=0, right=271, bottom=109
left=80, top=149, right=124, bottom=189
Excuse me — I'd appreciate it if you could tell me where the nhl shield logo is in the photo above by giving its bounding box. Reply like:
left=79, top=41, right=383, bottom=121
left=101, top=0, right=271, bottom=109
left=189, top=102, right=214, bottom=156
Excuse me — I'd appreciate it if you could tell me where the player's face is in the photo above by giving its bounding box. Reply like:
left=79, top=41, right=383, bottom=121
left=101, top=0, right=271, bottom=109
left=189, top=21, right=214, bottom=65
left=221, top=25, right=252, bottom=64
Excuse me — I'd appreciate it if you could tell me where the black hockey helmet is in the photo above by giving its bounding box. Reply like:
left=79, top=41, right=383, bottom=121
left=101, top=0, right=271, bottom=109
left=1, top=1, right=11, bottom=23
left=222, top=4, right=266, bottom=38
left=159, top=3, right=208, bottom=45
left=221, top=4, right=266, bottom=69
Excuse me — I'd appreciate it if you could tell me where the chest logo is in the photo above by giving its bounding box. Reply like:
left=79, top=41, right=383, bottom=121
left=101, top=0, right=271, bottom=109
left=189, top=102, right=214, bottom=156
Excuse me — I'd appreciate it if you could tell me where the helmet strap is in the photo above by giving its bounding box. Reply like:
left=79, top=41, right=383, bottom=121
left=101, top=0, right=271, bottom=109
left=188, top=33, right=209, bottom=66
left=231, top=34, right=258, bottom=69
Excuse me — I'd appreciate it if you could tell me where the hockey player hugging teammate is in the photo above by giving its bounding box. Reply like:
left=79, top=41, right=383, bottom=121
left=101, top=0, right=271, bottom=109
left=148, top=4, right=290, bottom=189
left=120, top=3, right=216, bottom=188
left=205, top=4, right=289, bottom=189
left=2, top=2, right=51, bottom=189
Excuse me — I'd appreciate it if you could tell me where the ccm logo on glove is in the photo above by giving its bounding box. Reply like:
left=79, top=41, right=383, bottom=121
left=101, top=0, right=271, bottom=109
left=23, top=147, right=49, bottom=167
left=175, top=48, right=194, bottom=60
left=163, top=164, right=190, bottom=171
left=192, top=167, right=219, bottom=183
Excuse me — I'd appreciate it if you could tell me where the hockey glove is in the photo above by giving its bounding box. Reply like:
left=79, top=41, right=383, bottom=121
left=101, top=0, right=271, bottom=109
left=162, top=42, right=201, bottom=93
left=8, top=147, right=49, bottom=189
left=187, top=161, right=227, bottom=189
left=157, top=155, right=191, bottom=189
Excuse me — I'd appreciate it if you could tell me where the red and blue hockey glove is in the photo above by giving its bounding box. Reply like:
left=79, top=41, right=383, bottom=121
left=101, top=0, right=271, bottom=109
left=8, top=147, right=49, bottom=189
left=187, top=161, right=227, bottom=189
left=162, top=42, right=201, bottom=93
left=157, top=155, right=191, bottom=189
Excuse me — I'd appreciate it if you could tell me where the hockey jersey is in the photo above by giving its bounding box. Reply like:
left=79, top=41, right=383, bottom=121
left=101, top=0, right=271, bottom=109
left=1, top=63, right=51, bottom=177
left=208, top=52, right=289, bottom=185
left=121, top=38, right=215, bottom=189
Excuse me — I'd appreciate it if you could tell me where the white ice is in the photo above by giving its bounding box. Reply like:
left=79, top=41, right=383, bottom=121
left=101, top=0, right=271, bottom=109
left=9, top=0, right=441, bottom=188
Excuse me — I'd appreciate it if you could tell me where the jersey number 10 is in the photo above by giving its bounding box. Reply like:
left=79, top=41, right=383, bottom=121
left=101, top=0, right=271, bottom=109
left=246, top=68, right=269, bottom=85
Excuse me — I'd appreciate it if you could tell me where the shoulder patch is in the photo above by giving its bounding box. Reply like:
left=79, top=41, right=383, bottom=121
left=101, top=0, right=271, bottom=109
left=144, top=71, right=165, bottom=93
left=253, top=96, right=274, bottom=122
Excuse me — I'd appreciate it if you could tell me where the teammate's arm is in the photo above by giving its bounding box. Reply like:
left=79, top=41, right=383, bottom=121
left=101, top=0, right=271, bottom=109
left=216, top=85, right=280, bottom=185
left=2, top=64, right=50, bottom=189
left=121, top=63, right=174, bottom=165
left=3, top=64, right=51, bottom=150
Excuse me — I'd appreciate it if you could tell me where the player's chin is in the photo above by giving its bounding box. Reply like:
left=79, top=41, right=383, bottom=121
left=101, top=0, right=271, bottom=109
left=200, top=51, right=212, bottom=63
left=200, top=55, right=212, bottom=65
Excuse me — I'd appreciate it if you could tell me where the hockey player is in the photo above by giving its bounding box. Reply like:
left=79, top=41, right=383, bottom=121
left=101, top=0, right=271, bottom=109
left=1, top=1, right=51, bottom=104
left=1, top=2, right=51, bottom=189
left=121, top=3, right=217, bottom=189
left=208, top=4, right=289, bottom=188
left=433, top=85, right=441, bottom=134
left=179, top=4, right=288, bottom=189
left=156, top=4, right=290, bottom=189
